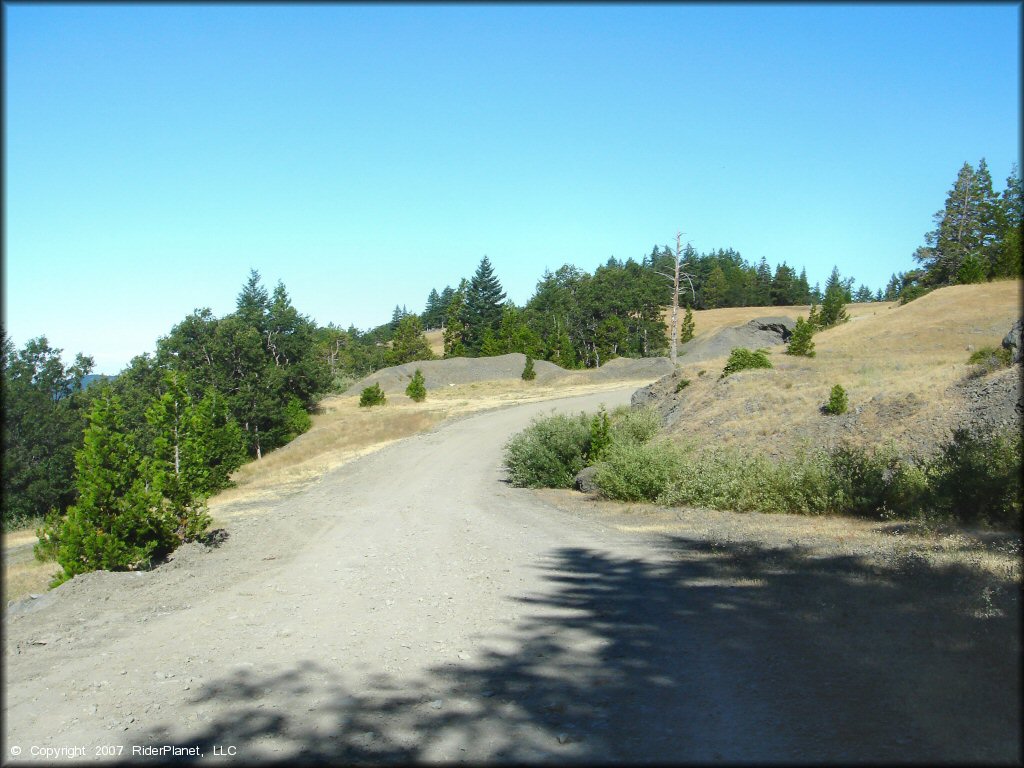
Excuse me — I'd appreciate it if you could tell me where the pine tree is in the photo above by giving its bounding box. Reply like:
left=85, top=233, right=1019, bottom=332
left=462, top=256, right=507, bottom=352
left=914, top=159, right=1001, bottom=285
left=993, top=164, right=1022, bottom=277
left=236, top=269, right=270, bottom=330
left=405, top=369, right=427, bottom=402
left=389, top=315, right=434, bottom=365
left=37, top=393, right=177, bottom=585
left=679, top=306, right=695, bottom=344
left=423, top=288, right=442, bottom=328
left=819, top=267, right=849, bottom=328
left=786, top=317, right=816, bottom=357
left=521, top=355, right=536, bottom=380
left=443, top=281, right=468, bottom=358
left=702, top=266, right=728, bottom=309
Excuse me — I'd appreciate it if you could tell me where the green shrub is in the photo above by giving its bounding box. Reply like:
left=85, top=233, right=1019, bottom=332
left=503, top=413, right=591, bottom=488
left=825, top=444, right=928, bottom=519
left=721, top=348, right=772, bottom=378
left=928, top=428, right=1021, bottom=528
left=609, top=406, right=660, bottom=446
left=522, top=355, right=536, bottom=380
left=595, top=440, right=685, bottom=502
left=967, top=345, right=1012, bottom=375
left=359, top=383, right=387, bottom=407
left=786, top=317, right=816, bottom=357
left=589, top=407, right=612, bottom=462
left=675, top=378, right=691, bottom=392
left=824, top=384, right=848, bottom=415
left=406, top=369, right=427, bottom=402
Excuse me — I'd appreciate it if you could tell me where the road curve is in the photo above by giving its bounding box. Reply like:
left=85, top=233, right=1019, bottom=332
left=4, top=387, right=1005, bottom=763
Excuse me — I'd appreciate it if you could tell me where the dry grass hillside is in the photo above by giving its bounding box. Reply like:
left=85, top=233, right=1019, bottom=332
left=648, top=281, right=1022, bottom=457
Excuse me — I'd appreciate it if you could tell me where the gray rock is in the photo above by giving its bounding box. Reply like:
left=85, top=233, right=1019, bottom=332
left=574, top=466, right=600, bottom=494
left=1001, top=318, right=1022, bottom=364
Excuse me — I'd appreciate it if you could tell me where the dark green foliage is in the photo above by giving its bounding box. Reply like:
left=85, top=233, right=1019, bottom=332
left=929, top=428, right=1021, bottom=528
left=35, top=393, right=183, bottom=586
left=443, top=281, right=468, bottom=358
left=825, top=384, right=848, bottom=415
left=2, top=333, right=95, bottom=530
left=818, top=267, right=850, bottom=328
left=503, top=413, right=592, bottom=488
left=679, top=306, right=695, bottom=344
left=589, top=407, right=612, bottom=462
left=521, top=355, right=536, bottom=380
left=913, top=159, right=1022, bottom=286
left=462, top=256, right=507, bottom=353
left=675, top=378, right=691, bottom=392
left=359, top=383, right=387, bottom=408
left=389, top=315, right=434, bottom=366
left=721, top=348, right=773, bottom=378
left=406, top=369, right=427, bottom=402
left=786, top=317, right=816, bottom=357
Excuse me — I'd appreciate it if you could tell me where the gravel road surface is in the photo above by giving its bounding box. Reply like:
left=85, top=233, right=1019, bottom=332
left=4, top=387, right=1018, bottom=764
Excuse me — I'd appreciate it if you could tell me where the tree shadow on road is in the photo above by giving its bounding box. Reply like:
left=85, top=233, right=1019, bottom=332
left=137, top=536, right=1021, bottom=764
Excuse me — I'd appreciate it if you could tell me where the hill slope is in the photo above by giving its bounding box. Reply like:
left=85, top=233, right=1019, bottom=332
left=640, top=281, right=1022, bottom=457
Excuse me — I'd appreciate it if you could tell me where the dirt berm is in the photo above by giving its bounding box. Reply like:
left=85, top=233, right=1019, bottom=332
left=346, top=352, right=675, bottom=394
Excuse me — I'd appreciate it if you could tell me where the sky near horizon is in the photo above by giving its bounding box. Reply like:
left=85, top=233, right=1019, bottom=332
left=4, top=3, right=1021, bottom=374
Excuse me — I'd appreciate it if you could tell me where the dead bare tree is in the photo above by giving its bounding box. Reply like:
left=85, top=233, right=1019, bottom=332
left=653, top=231, right=697, bottom=364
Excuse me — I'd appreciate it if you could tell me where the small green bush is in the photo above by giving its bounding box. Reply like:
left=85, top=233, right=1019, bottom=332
left=721, top=348, right=772, bottom=378
left=928, top=428, right=1021, bottom=528
left=609, top=406, right=660, bottom=446
left=786, top=317, right=816, bottom=357
left=503, top=413, right=591, bottom=488
left=675, top=378, right=691, bottom=392
left=824, top=384, right=848, bottom=415
left=967, top=345, right=1012, bottom=375
left=406, top=369, right=427, bottom=402
left=825, top=443, right=928, bottom=519
left=359, top=383, right=387, bottom=407
left=595, top=440, right=685, bottom=502
left=522, top=355, right=537, bottom=380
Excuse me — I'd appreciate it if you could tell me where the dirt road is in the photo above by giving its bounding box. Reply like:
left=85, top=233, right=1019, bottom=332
left=4, top=388, right=1020, bottom=763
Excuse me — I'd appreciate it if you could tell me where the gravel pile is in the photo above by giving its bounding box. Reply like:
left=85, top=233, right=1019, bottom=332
left=676, top=316, right=796, bottom=363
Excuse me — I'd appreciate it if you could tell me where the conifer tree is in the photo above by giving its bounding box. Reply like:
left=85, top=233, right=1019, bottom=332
left=389, top=315, right=434, bottom=365
left=443, top=281, right=468, bottom=358
left=786, top=317, right=816, bottom=357
left=679, top=306, right=695, bottom=344
left=406, top=369, right=427, bottom=402
left=462, top=256, right=507, bottom=352
left=702, top=266, right=728, bottom=309
left=819, top=267, right=849, bottom=328
left=522, top=355, right=536, bottom=380
left=37, top=393, right=177, bottom=585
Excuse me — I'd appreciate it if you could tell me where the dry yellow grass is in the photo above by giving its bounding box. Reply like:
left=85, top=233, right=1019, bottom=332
left=424, top=328, right=445, bottom=356
left=664, top=280, right=1021, bottom=454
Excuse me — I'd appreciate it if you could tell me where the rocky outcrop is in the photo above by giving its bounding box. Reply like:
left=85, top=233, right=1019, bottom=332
left=574, top=465, right=600, bottom=493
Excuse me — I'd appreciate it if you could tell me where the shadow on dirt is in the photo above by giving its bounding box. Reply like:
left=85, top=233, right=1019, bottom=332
left=136, top=536, right=1021, bottom=764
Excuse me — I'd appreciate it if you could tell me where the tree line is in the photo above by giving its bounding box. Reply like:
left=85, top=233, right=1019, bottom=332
left=883, top=159, right=1021, bottom=303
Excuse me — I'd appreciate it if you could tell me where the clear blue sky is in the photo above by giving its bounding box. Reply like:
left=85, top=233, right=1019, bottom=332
left=4, top=3, right=1020, bottom=374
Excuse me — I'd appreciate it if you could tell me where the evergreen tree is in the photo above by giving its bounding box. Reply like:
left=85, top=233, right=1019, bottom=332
left=914, top=159, right=1000, bottom=285
left=753, top=257, right=772, bottom=305
left=405, top=369, right=427, bottom=402
left=36, top=392, right=178, bottom=585
left=702, top=266, right=728, bottom=309
left=236, top=269, right=270, bottom=331
left=819, top=267, right=850, bottom=327
left=786, top=317, right=816, bottom=357
left=853, top=284, right=874, bottom=302
left=443, top=280, right=468, bottom=358
left=389, top=315, right=434, bottom=365
left=462, top=256, right=507, bottom=352
left=770, top=262, right=799, bottom=305
left=679, top=306, right=695, bottom=344
left=2, top=335, right=94, bottom=528
left=521, top=355, right=536, bottom=380
left=423, top=288, right=443, bottom=329
left=993, top=164, right=1022, bottom=277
